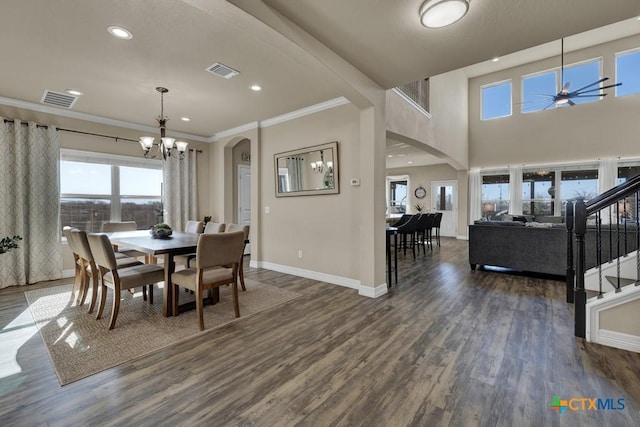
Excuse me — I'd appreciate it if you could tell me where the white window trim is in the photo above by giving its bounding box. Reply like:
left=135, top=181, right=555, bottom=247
left=60, top=149, right=163, bottom=233
left=480, top=79, right=512, bottom=121
left=615, top=47, right=640, bottom=98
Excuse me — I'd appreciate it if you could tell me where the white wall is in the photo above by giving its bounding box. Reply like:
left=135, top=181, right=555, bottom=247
left=258, top=104, right=362, bottom=280
left=430, top=70, right=469, bottom=170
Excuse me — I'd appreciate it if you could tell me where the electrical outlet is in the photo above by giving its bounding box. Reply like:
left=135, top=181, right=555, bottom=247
left=298, top=250, right=303, bottom=259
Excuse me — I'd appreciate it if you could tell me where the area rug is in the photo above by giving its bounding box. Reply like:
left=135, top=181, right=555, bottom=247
left=24, top=280, right=301, bottom=386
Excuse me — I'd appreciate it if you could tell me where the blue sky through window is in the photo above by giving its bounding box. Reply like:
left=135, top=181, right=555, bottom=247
left=481, top=82, right=511, bottom=120
left=521, top=60, right=602, bottom=113
left=616, top=50, right=640, bottom=97
left=522, top=72, right=556, bottom=112
left=563, top=60, right=600, bottom=105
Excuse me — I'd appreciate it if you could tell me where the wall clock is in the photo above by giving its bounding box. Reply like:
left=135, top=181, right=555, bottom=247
left=414, top=186, right=426, bottom=199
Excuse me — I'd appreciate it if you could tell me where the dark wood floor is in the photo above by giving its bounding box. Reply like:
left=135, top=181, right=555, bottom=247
left=1, top=238, right=640, bottom=426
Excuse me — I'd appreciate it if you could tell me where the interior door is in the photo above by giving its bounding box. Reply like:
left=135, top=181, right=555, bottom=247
left=431, top=180, right=457, bottom=238
left=237, top=164, right=251, bottom=254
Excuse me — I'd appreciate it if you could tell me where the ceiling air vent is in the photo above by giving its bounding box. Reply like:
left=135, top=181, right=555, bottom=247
left=206, top=62, right=240, bottom=79
left=41, top=90, right=78, bottom=108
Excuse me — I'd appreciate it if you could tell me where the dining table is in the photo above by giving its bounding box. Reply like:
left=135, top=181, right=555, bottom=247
left=105, top=230, right=200, bottom=317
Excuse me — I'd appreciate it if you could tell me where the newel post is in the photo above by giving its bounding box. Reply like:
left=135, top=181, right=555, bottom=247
left=574, top=197, right=587, bottom=338
left=565, top=200, right=575, bottom=303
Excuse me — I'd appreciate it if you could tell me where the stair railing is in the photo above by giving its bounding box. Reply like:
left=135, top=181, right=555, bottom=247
left=568, top=174, right=640, bottom=338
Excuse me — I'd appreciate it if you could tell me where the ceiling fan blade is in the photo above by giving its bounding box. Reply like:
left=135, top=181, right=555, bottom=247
left=571, top=82, right=621, bottom=96
left=568, top=100, right=576, bottom=106
left=561, top=82, right=571, bottom=93
left=599, top=82, right=622, bottom=90
left=571, top=94, right=606, bottom=98
left=543, top=101, right=556, bottom=110
left=570, top=77, right=608, bottom=94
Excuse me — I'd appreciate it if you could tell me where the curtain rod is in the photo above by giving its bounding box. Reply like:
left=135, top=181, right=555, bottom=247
left=2, top=119, right=203, bottom=153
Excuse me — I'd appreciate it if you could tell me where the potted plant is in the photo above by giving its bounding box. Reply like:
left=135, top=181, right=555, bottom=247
left=0, top=235, right=22, bottom=254
left=203, top=216, right=212, bottom=225
left=415, top=204, right=424, bottom=213
left=150, top=223, right=173, bottom=239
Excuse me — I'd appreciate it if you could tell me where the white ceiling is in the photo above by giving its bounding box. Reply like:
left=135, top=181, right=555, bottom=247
left=0, top=0, right=638, bottom=161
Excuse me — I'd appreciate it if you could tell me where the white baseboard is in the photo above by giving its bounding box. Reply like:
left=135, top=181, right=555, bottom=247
left=456, top=234, right=468, bottom=240
left=251, top=260, right=387, bottom=298
left=358, top=283, right=389, bottom=298
left=594, top=329, right=640, bottom=353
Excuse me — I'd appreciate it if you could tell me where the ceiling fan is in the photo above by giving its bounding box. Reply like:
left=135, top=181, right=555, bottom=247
left=542, top=38, right=621, bottom=109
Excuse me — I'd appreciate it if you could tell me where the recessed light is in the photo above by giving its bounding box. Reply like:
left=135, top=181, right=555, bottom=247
left=408, top=161, right=413, bottom=164
left=387, top=155, right=393, bottom=158
left=107, top=25, right=133, bottom=40
left=65, top=89, right=83, bottom=96
left=181, top=117, right=190, bottom=122
left=492, top=57, right=499, bottom=62
left=250, top=84, right=262, bottom=91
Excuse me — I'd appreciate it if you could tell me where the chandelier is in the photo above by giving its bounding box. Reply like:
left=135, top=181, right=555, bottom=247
left=310, top=150, right=333, bottom=174
left=139, top=87, right=188, bottom=160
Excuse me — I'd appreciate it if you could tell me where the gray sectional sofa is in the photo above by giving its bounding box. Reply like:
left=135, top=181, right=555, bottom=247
left=469, top=222, right=567, bottom=276
left=468, top=221, right=639, bottom=277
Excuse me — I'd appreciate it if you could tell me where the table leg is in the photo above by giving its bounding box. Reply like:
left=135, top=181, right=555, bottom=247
left=163, top=253, right=175, bottom=317
left=386, top=231, right=392, bottom=288
left=394, top=233, right=398, bottom=284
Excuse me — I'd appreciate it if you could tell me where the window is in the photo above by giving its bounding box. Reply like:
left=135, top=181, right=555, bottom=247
left=522, top=71, right=556, bottom=113
left=60, top=150, right=163, bottom=233
left=521, top=59, right=602, bottom=113
left=522, top=171, right=555, bottom=216
left=481, top=81, right=512, bottom=120
left=617, top=165, right=640, bottom=185
left=616, top=165, right=640, bottom=221
left=563, top=60, right=601, bottom=105
left=389, top=180, right=407, bottom=214
left=616, top=49, right=640, bottom=97
left=559, top=169, right=598, bottom=216
left=481, top=174, right=509, bottom=219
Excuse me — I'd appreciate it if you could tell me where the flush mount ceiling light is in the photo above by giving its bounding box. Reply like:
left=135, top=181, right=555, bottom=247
left=65, top=89, right=83, bottom=96
left=420, top=0, right=469, bottom=28
left=250, top=84, right=262, bottom=91
left=107, top=25, right=133, bottom=40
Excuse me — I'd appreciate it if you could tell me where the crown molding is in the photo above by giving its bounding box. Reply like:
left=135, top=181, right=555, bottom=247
left=261, top=96, right=350, bottom=128
left=0, top=96, right=211, bottom=143
left=210, top=121, right=259, bottom=142
left=211, top=96, right=351, bottom=142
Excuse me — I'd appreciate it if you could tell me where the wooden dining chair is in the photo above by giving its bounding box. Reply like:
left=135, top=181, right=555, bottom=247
left=171, top=231, right=245, bottom=331
left=63, top=226, right=85, bottom=304
left=88, top=233, right=165, bottom=330
left=175, top=221, right=226, bottom=268
left=71, top=229, right=142, bottom=313
left=225, top=223, right=250, bottom=291
left=102, top=221, right=147, bottom=260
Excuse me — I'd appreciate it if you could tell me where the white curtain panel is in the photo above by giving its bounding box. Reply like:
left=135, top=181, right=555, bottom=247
left=163, top=149, right=198, bottom=231
left=509, top=166, right=523, bottom=215
left=468, top=168, right=482, bottom=224
left=0, top=119, right=62, bottom=288
left=598, top=157, right=618, bottom=195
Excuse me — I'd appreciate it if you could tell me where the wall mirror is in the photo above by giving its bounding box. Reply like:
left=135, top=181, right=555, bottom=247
left=274, top=141, right=339, bottom=197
